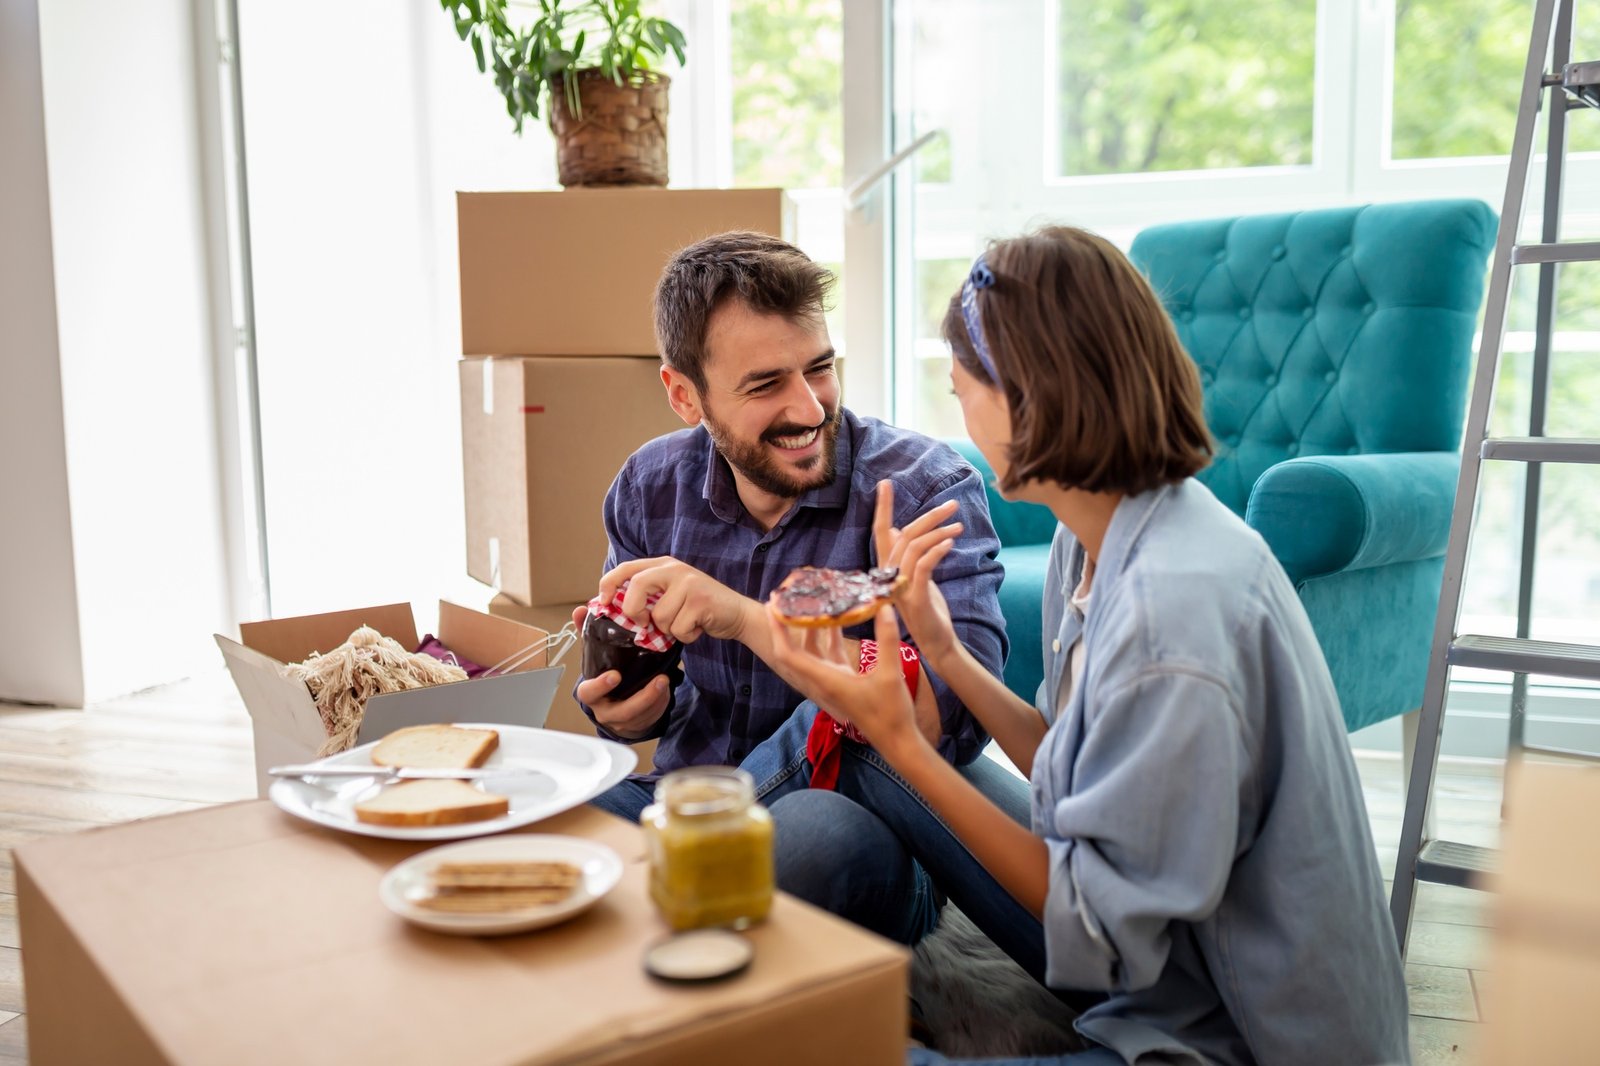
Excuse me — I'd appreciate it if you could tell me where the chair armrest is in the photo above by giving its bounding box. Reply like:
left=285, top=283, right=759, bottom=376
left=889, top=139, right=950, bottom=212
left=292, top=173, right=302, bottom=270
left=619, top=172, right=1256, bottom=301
left=1244, top=452, right=1459, bottom=584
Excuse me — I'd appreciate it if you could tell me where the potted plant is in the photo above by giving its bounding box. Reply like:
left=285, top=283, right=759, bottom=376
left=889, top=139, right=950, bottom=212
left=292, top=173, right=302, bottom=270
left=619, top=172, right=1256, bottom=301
left=441, top=0, right=687, bottom=187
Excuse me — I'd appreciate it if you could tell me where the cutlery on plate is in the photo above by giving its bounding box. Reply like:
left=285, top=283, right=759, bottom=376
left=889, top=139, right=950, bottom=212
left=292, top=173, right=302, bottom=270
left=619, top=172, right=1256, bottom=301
left=268, top=764, right=528, bottom=781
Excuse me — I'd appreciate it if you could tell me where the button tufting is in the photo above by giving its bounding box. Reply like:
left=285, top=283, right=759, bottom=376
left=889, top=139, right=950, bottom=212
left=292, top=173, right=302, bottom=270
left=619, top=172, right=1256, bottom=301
left=1324, top=370, right=1337, bottom=383
left=1302, top=307, right=1314, bottom=320
left=1180, top=309, right=1194, bottom=322
left=1285, top=443, right=1299, bottom=456
left=1265, top=373, right=1278, bottom=387
left=1271, top=245, right=1286, bottom=260
left=1238, top=307, right=1252, bottom=320
left=1363, top=302, right=1376, bottom=315
left=1341, top=245, right=1353, bottom=257
left=1214, top=250, right=1227, bottom=262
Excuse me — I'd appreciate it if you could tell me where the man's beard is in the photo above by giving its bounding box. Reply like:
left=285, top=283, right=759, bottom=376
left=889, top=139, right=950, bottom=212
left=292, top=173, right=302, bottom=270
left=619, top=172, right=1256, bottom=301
left=703, top=406, right=840, bottom=500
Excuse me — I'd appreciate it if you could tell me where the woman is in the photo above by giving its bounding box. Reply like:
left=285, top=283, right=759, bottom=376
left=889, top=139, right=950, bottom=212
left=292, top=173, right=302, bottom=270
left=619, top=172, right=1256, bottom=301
left=765, top=227, right=1409, bottom=1065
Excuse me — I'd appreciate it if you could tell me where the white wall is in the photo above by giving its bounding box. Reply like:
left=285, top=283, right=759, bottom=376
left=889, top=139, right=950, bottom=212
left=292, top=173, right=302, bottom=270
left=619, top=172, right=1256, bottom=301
left=235, top=3, right=709, bottom=620
left=26, top=0, right=233, bottom=702
left=0, top=0, right=86, bottom=706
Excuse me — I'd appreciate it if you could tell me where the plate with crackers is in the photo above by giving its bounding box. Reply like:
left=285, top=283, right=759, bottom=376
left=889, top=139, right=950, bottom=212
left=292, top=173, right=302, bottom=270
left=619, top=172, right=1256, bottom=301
left=380, top=835, right=624, bottom=935
left=268, top=723, right=636, bottom=842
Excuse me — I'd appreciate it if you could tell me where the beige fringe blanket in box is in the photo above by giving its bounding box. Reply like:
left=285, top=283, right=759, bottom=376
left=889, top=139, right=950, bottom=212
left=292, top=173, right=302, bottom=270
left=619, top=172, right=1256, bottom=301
left=285, top=625, right=467, bottom=756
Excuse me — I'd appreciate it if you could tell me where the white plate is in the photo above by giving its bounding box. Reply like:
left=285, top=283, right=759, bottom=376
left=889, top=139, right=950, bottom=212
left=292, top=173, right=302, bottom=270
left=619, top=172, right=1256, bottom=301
left=380, top=835, right=624, bottom=936
left=268, top=724, right=636, bottom=841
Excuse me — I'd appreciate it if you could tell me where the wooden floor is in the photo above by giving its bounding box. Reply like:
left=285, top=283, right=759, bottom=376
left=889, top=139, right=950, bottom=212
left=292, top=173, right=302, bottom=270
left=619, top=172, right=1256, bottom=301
left=0, top=673, right=1500, bottom=1064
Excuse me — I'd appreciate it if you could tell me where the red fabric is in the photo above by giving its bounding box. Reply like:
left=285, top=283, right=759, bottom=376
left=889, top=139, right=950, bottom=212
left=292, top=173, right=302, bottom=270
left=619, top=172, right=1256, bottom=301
left=806, top=639, right=921, bottom=790
left=585, top=579, right=676, bottom=652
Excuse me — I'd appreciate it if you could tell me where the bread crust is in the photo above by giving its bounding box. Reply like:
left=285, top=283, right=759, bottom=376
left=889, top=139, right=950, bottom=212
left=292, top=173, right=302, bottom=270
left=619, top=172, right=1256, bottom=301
left=771, top=567, right=906, bottom=629
left=353, top=780, right=510, bottom=826
left=370, top=724, right=500, bottom=769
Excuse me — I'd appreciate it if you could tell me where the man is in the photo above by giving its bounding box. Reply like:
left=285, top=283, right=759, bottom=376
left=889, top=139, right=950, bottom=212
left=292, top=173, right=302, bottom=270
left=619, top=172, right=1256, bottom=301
left=576, top=231, right=1017, bottom=944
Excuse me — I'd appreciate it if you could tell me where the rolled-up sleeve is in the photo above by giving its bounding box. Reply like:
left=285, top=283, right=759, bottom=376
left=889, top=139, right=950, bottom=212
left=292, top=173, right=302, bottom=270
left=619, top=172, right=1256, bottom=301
left=907, top=466, right=1008, bottom=765
left=1041, top=668, right=1247, bottom=992
left=577, top=463, right=675, bottom=741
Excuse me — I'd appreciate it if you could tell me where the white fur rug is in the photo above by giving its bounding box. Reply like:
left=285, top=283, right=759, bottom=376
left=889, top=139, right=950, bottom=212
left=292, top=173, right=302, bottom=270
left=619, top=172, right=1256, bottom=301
left=911, top=904, right=1087, bottom=1058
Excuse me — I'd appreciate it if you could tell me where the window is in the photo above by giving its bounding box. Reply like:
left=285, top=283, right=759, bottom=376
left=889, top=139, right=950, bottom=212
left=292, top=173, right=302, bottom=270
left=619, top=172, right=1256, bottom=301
left=881, top=0, right=1600, bottom=751
left=1055, top=0, right=1316, bottom=176
left=1392, top=0, right=1600, bottom=159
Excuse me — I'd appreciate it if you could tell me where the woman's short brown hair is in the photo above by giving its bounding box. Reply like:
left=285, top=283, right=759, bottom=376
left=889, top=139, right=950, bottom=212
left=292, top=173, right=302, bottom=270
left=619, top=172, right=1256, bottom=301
left=654, top=231, right=835, bottom=392
left=943, top=226, right=1212, bottom=495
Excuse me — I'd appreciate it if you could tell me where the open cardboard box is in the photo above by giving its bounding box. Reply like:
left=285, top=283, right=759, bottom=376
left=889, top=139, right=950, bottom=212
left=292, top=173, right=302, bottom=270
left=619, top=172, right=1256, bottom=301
left=216, top=600, right=566, bottom=796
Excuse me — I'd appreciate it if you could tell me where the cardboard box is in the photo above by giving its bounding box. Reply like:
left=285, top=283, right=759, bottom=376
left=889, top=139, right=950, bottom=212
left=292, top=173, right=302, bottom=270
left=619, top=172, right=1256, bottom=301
left=462, top=356, right=685, bottom=607
left=216, top=600, right=566, bottom=796
left=17, top=802, right=909, bottom=1065
left=1477, top=760, right=1600, bottom=1065
left=485, top=593, right=657, bottom=774
left=457, top=187, right=794, bottom=356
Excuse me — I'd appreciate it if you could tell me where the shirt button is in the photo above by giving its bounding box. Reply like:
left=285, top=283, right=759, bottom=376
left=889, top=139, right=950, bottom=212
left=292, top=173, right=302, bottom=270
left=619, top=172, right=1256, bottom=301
left=1052, top=639, right=1061, bottom=653
left=740, top=684, right=752, bottom=697
left=757, top=544, right=769, bottom=553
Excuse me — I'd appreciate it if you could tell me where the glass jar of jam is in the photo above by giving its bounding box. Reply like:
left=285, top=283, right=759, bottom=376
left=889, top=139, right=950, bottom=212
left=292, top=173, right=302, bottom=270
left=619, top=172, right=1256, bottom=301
left=641, top=767, right=774, bottom=932
left=581, top=609, right=683, bottom=702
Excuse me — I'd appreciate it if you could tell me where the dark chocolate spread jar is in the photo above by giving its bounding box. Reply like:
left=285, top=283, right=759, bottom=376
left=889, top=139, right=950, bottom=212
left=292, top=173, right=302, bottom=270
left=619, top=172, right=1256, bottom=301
left=582, top=610, right=683, bottom=701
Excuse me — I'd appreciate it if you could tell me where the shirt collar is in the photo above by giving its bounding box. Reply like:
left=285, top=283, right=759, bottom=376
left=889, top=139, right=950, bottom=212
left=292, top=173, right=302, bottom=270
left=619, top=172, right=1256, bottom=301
left=700, top=410, right=856, bottom=526
left=1062, top=481, right=1175, bottom=601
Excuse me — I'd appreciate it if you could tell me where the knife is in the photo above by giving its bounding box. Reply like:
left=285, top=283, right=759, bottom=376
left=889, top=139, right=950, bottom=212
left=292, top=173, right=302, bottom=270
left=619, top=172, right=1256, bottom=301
left=268, top=764, right=527, bottom=781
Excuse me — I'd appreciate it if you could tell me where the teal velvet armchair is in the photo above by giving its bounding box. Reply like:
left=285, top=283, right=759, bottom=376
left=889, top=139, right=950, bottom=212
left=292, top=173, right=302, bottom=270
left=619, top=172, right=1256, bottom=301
left=954, top=199, right=1497, bottom=733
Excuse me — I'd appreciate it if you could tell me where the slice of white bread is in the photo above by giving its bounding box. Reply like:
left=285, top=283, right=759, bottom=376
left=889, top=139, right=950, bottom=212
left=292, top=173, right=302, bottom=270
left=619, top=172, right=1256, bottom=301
left=353, top=779, right=510, bottom=826
left=370, top=724, right=499, bottom=769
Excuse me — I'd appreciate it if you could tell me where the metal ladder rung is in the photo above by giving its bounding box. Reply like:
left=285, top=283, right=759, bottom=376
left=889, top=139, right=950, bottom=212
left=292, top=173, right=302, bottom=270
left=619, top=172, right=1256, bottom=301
left=1415, top=840, right=1497, bottom=889
left=1448, top=634, right=1600, bottom=680
left=1510, top=240, right=1600, bottom=264
left=1480, top=436, right=1600, bottom=463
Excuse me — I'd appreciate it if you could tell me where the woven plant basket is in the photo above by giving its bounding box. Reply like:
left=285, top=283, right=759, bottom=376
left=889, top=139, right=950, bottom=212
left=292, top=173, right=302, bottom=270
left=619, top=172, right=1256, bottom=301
left=548, top=70, right=670, bottom=187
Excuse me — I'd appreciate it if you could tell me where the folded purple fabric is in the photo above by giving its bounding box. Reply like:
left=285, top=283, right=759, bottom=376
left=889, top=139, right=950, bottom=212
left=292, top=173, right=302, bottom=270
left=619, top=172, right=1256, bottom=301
left=414, top=635, right=488, bottom=678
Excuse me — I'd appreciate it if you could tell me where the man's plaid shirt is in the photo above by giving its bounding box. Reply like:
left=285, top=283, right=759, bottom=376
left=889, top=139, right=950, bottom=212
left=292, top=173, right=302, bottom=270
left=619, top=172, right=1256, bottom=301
left=585, top=408, right=1009, bottom=775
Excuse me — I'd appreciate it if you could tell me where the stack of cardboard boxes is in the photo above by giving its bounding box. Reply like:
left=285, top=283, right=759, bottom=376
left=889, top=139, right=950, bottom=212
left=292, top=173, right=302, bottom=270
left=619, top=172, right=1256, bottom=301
left=455, top=187, right=794, bottom=767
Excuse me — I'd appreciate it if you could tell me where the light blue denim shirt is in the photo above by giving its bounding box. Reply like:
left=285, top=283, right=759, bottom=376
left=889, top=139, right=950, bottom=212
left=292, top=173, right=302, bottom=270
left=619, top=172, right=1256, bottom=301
left=1030, top=479, right=1409, bottom=1065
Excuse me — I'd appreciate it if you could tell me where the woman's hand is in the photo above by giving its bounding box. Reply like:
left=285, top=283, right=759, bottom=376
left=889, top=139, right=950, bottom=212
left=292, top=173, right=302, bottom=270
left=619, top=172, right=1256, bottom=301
left=765, top=604, right=926, bottom=762
left=872, top=480, right=962, bottom=668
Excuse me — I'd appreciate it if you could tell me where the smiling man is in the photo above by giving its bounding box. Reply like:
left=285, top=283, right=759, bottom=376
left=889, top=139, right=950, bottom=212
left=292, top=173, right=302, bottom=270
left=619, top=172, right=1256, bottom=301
left=575, top=231, right=1016, bottom=944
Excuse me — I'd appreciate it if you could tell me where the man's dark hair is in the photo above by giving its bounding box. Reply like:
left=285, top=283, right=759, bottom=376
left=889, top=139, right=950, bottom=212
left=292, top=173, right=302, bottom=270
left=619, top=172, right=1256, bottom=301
left=653, top=231, right=835, bottom=392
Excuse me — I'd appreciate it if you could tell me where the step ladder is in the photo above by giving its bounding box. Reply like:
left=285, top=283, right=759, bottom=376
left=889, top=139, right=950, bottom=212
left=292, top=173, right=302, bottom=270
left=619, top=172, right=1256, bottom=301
left=1390, top=0, right=1600, bottom=951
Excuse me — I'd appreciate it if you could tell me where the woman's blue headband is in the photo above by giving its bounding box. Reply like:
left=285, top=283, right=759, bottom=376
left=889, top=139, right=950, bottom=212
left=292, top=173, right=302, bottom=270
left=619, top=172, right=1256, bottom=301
left=959, top=254, right=999, bottom=381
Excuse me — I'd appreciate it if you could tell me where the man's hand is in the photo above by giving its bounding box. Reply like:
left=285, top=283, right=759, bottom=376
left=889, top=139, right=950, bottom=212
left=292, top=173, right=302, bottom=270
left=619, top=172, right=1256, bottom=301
left=576, top=668, right=672, bottom=740
left=599, top=556, right=761, bottom=645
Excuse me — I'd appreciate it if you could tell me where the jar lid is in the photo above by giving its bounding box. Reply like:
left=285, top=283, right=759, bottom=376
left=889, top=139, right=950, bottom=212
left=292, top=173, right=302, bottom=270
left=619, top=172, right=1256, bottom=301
left=587, top=579, right=676, bottom=652
left=643, top=930, right=754, bottom=983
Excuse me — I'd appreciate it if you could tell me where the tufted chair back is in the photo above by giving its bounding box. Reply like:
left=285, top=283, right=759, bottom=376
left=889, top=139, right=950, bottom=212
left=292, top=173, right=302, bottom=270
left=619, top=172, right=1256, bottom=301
left=1129, top=200, right=1496, bottom=518
left=963, top=200, right=1497, bottom=731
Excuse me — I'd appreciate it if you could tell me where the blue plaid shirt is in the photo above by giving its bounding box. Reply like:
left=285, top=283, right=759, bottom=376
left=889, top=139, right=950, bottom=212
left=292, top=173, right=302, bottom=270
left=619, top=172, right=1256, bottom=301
left=587, top=408, right=1008, bottom=775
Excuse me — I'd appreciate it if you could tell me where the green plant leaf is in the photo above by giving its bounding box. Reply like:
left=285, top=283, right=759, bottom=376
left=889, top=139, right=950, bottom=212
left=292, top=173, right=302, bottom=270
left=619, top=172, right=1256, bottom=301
left=470, top=31, right=485, bottom=70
